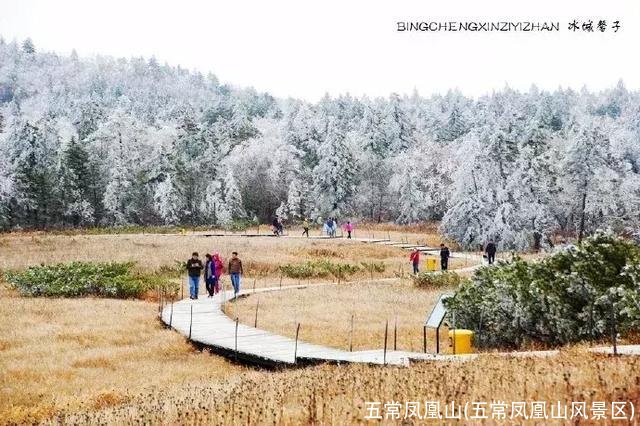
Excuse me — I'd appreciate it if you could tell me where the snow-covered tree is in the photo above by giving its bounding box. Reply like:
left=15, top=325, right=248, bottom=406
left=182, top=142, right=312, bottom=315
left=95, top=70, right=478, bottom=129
left=312, top=119, right=358, bottom=218
left=1, top=38, right=639, bottom=246
left=223, top=170, right=246, bottom=220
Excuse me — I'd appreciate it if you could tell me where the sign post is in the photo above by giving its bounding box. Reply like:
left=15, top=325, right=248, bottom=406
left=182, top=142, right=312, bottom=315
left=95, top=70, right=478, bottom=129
left=424, top=292, right=454, bottom=354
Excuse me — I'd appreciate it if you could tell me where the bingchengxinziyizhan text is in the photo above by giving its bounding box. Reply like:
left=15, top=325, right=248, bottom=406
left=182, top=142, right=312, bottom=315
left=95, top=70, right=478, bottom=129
left=396, top=20, right=621, bottom=32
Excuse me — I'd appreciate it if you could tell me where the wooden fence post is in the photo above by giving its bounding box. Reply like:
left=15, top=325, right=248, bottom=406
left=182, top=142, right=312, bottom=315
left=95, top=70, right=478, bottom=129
left=235, top=317, right=239, bottom=361
left=294, top=323, right=301, bottom=363
left=423, top=326, right=427, bottom=353
left=394, top=315, right=398, bottom=351
left=169, top=296, right=174, bottom=328
left=383, top=320, right=388, bottom=365
left=188, top=304, right=193, bottom=339
left=254, top=299, right=260, bottom=328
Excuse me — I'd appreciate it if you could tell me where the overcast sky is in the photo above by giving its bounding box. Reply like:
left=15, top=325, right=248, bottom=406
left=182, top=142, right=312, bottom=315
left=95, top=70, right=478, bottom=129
left=1, top=0, right=639, bottom=101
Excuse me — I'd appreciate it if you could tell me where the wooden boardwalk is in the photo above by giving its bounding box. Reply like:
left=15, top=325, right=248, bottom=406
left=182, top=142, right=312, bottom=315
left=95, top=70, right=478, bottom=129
left=160, top=235, right=640, bottom=367
left=159, top=284, right=640, bottom=367
left=160, top=235, right=484, bottom=366
left=160, top=284, right=465, bottom=367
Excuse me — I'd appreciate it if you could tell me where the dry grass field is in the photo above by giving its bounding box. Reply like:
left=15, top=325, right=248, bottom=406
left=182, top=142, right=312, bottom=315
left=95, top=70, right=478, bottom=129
left=0, top=284, right=242, bottom=424
left=0, top=228, right=624, bottom=425
left=0, top=230, right=472, bottom=292
left=0, top=229, right=451, bottom=424
left=224, top=280, right=448, bottom=352
left=43, top=349, right=640, bottom=424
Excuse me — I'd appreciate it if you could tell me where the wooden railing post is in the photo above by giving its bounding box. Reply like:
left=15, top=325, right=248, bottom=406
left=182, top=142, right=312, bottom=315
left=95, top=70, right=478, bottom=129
left=234, top=317, right=239, bottom=361
left=254, top=299, right=260, bottom=328
left=169, top=296, right=174, bottom=328
left=423, top=326, right=427, bottom=353
left=393, top=315, right=397, bottom=351
left=294, top=323, right=301, bottom=363
left=383, top=320, right=388, bottom=365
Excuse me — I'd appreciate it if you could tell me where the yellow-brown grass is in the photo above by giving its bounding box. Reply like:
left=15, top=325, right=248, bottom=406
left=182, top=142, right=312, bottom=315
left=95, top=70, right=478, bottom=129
left=0, top=230, right=569, bottom=425
left=0, top=286, right=242, bottom=425
left=225, top=280, right=449, bottom=352
left=0, top=233, right=473, bottom=296
left=46, top=349, right=640, bottom=425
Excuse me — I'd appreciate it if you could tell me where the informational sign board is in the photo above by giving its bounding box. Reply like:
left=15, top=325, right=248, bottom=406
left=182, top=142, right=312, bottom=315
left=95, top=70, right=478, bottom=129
left=425, top=292, right=454, bottom=328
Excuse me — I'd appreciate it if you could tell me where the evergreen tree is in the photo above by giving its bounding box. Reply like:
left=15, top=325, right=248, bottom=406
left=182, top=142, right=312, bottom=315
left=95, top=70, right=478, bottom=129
left=6, top=119, right=59, bottom=228
left=0, top=153, right=14, bottom=230
left=395, top=165, right=423, bottom=224
left=59, top=137, right=95, bottom=226
left=154, top=174, right=181, bottom=225
left=312, top=120, right=358, bottom=217
left=563, top=115, right=617, bottom=241
left=21, top=38, right=35, bottom=54
left=382, top=94, right=415, bottom=153
left=223, top=171, right=246, bottom=220
left=277, top=179, right=303, bottom=220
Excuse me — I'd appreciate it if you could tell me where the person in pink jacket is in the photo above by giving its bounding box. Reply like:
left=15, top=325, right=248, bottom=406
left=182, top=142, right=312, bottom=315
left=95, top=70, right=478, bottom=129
left=212, top=252, right=224, bottom=294
left=343, top=221, right=354, bottom=239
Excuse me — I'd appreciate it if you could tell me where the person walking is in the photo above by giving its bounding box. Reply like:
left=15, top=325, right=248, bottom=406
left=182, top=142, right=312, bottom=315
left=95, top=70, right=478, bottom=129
left=331, top=218, right=338, bottom=238
left=343, top=221, right=353, bottom=239
left=302, top=219, right=309, bottom=237
left=272, top=216, right=280, bottom=236
left=204, top=253, right=216, bottom=297
left=325, top=218, right=333, bottom=237
left=185, top=252, right=203, bottom=300
left=409, top=248, right=420, bottom=274
left=440, top=244, right=450, bottom=271
left=212, top=252, right=224, bottom=294
left=485, top=240, right=497, bottom=265
left=277, top=217, right=284, bottom=235
left=228, top=251, right=243, bottom=295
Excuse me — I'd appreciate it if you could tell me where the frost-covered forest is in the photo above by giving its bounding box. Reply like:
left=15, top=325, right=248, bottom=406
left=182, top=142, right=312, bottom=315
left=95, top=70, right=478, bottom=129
left=1, top=38, right=639, bottom=249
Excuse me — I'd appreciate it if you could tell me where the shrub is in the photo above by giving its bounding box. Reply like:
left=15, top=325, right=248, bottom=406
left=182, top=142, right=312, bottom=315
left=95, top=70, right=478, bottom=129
left=279, top=260, right=362, bottom=280
left=4, top=261, right=160, bottom=298
left=412, top=271, right=462, bottom=288
left=445, top=232, right=640, bottom=348
left=360, top=261, right=386, bottom=274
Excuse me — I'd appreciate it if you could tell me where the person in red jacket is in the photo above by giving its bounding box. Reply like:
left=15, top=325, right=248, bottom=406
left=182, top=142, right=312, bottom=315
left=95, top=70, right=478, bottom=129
left=409, top=248, right=420, bottom=274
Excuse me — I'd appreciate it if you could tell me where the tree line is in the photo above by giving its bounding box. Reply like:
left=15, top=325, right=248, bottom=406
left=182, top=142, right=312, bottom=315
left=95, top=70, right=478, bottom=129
left=0, top=38, right=639, bottom=249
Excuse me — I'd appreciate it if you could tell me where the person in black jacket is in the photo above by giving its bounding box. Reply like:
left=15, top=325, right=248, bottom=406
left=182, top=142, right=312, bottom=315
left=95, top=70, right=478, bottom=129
left=186, top=252, right=204, bottom=299
left=485, top=240, right=497, bottom=265
left=440, top=244, right=450, bottom=271
left=204, top=253, right=216, bottom=297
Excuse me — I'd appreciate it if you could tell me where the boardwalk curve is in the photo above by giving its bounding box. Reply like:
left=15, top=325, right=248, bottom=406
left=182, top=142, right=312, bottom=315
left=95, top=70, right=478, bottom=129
left=159, top=235, right=640, bottom=367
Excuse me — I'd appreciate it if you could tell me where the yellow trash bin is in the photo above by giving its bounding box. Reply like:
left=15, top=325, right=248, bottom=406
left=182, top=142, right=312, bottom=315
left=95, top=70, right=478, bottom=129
left=448, top=329, right=474, bottom=354
left=426, top=258, right=437, bottom=271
